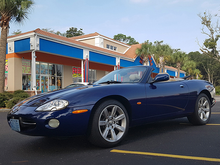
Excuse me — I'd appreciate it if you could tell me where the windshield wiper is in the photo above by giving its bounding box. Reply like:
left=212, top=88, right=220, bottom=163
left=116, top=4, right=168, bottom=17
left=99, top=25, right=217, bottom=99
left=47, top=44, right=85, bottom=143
left=99, top=80, right=122, bottom=84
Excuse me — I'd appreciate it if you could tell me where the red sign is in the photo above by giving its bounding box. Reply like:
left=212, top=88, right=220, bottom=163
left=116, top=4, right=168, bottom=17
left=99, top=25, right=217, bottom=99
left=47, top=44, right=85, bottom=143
left=139, top=56, right=143, bottom=64
left=72, top=67, right=82, bottom=78
left=148, top=55, right=153, bottom=66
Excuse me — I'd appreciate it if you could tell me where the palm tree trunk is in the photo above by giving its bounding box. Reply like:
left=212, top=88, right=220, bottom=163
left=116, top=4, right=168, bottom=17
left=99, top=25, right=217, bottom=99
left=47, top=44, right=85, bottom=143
left=159, top=56, right=164, bottom=73
left=177, top=63, right=181, bottom=78
left=177, top=68, right=180, bottom=78
left=159, top=66, right=162, bottom=73
left=143, top=56, right=149, bottom=66
left=162, top=64, right=166, bottom=73
left=0, top=28, right=7, bottom=93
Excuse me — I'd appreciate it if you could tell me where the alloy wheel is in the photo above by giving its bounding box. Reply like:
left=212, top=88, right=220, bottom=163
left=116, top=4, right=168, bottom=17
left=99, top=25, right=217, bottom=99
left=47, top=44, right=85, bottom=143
left=198, top=96, right=210, bottom=121
left=98, top=105, right=127, bottom=142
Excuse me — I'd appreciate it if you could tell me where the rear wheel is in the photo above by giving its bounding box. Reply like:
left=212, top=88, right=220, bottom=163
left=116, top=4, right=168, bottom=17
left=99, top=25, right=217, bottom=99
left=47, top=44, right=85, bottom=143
left=187, top=93, right=211, bottom=125
left=88, top=100, right=129, bottom=147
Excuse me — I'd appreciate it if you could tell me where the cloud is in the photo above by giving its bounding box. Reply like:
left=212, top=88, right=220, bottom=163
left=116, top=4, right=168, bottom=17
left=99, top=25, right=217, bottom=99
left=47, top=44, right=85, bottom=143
left=130, top=0, right=150, bottom=3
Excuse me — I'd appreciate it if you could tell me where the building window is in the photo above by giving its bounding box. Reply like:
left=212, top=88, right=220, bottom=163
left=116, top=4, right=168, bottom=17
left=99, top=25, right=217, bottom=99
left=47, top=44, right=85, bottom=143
left=36, top=75, right=40, bottom=91
left=89, top=69, right=96, bottom=83
left=49, top=64, right=56, bottom=75
left=40, top=63, right=48, bottom=74
left=22, top=75, right=31, bottom=90
left=49, top=76, right=56, bottom=91
left=106, top=44, right=117, bottom=51
left=72, top=67, right=82, bottom=82
left=57, top=77, right=62, bottom=89
left=35, top=62, right=63, bottom=92
left=56, top=65, right=63, bottom=76
left=106, top=44, right=110, bottom=49
left=72, top=67, right=96, bottom=83
left=22, top=59, right=31, bottom=90
left=36, top=62, right=40, bottom=74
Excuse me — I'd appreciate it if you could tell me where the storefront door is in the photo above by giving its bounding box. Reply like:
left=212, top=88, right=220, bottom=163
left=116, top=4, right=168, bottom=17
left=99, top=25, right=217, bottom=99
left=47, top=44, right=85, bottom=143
left=41, top=75, right=49, bottom=93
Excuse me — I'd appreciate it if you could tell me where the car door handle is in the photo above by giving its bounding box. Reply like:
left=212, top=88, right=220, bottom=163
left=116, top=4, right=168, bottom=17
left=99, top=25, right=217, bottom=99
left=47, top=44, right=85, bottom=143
left=180, top=85, right=184, bottom=88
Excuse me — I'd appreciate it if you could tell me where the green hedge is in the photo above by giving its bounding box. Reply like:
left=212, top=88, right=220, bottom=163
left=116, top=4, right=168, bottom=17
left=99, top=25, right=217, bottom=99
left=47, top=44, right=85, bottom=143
left=215, top=86, right=220, bottom=95
left=0, top=90, right=29, bottom=109
left=0, top=92, right=13, bottom=107
left=5, top=97, right=24, bottom=109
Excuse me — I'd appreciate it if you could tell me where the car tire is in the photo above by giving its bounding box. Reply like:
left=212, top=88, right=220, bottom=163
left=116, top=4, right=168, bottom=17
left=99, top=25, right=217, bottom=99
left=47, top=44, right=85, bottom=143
left=88, top=100, right=129, bottom=147
left=187, top=93, right=211, bottom=125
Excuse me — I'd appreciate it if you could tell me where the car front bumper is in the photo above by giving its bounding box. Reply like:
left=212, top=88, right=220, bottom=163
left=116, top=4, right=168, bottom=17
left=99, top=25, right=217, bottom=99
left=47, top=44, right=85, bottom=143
left=7, top=105, right=92, bottom=137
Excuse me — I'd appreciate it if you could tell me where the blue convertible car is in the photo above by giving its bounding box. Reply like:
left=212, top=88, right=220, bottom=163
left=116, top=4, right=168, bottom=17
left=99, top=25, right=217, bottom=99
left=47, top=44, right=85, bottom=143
left=7, top=66, right=216, bottom=147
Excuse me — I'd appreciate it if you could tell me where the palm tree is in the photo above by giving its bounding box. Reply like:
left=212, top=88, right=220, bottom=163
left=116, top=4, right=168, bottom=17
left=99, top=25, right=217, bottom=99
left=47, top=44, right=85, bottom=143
left=0, top=0, right=34, bottom=93
left=136, top=41, right=173, bottom=73
left=153, top=41, right=173, bottom=73
left=136, top=40, right=154, bottom=65
left=182, top=60, right=202, bottom=79
left=171, top=51, right=187, bottom=78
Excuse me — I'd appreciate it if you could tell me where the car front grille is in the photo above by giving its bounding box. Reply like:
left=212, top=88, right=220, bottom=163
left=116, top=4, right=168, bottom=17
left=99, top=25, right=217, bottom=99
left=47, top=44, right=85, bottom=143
left=8, top=116, right=37, bottom=131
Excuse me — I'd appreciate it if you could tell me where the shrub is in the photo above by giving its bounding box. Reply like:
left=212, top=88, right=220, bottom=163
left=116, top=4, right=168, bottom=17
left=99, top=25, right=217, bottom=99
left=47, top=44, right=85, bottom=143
left=14, top=92, right=29, bottom=99
left=4, top=92, right=14, bottom=99
left=0, top=93, right=7, bottom=107
left=13, top=90, right=26, bottom=95
left=13, top=90, right=29, bottom=97
left=215, top=86, right=220, bottom=95
left=0, top=92, right=14, bottom=107
left=0, top=90, right=30, bottom=108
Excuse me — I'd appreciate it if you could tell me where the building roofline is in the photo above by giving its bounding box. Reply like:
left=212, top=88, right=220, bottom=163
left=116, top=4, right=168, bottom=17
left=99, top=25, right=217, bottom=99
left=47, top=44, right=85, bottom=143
left=71, top=32, right=131, bottom=48
left=7, top=29, right=136, bottom=61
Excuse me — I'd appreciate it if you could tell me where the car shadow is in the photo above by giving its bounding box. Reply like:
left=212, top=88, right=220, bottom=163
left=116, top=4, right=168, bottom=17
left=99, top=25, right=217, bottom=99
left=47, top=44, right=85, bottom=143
left=16, top=117, right=200, bottom=154
left=121, top=117, right=195, bottom=146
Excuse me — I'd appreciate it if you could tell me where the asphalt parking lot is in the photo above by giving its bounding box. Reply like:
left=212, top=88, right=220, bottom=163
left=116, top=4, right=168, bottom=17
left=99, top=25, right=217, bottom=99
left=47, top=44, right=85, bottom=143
left=0, top=97, right=219, bottom=165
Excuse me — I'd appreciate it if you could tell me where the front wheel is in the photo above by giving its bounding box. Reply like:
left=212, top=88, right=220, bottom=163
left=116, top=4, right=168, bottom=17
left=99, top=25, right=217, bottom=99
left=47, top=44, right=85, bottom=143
left=88, top=100, right=129, bottom=147
left=187, top=93, right=211, bottom=125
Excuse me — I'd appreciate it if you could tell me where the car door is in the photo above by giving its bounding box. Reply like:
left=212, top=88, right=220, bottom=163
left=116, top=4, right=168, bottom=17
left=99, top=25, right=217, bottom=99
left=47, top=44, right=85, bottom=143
left=144, top=81, right=189, bottom=117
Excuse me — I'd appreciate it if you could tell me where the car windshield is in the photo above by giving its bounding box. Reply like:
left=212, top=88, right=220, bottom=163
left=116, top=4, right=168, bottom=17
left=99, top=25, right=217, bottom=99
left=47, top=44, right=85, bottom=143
left=94, top=67, right=147, bottom=84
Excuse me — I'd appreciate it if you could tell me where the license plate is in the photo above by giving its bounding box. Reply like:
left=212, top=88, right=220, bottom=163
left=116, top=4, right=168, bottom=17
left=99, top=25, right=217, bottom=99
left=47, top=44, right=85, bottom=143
left=9, top=119, right=21, bottom=132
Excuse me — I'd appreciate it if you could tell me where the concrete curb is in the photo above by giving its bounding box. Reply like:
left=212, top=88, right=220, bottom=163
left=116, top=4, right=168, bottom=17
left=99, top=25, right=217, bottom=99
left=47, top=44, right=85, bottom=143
left=0, top=109, right=11, bottom=112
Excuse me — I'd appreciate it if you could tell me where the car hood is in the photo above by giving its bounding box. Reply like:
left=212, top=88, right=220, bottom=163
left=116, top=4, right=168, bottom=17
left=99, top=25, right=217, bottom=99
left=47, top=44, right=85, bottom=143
left=15, top=83, right=139, bottom=108
left=17, top=85, right=95, bottom=107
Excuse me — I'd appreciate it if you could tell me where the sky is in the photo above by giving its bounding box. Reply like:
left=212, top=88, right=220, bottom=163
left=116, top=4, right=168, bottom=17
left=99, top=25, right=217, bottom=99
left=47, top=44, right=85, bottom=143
left=8, top=0, right=220, bottom=53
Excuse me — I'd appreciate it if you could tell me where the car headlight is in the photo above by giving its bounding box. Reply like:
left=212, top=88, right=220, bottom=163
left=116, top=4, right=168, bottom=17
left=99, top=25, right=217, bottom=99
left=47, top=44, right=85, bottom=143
left=36, top=99, right=69, bottom=112
left=205, top=85, right=214, bottom=92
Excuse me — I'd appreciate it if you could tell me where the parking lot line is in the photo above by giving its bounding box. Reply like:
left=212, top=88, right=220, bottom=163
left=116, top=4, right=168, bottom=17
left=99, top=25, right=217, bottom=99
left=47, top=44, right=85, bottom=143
left=212, top=112, right=220, bottom=114
left=180, top=123, right=220, bottom=125
left=111, top=149, right=220, bottom=162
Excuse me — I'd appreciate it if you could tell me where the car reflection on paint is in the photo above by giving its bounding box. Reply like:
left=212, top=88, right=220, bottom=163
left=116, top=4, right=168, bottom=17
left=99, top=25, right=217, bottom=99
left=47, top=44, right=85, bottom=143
left=64, top=82, right=89, bottom=89
left=7, top=66, right=216, bottom=147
